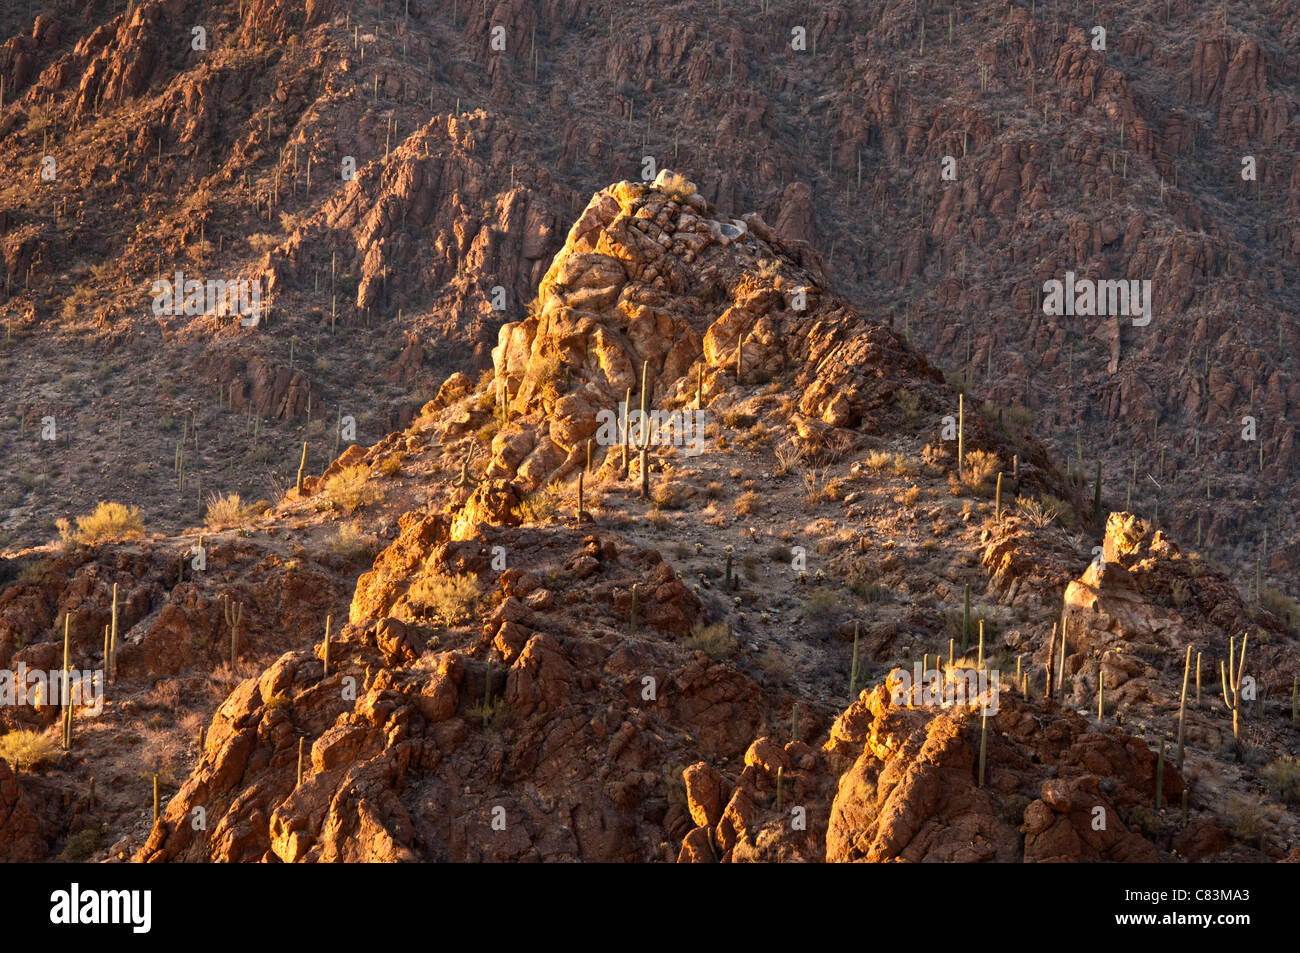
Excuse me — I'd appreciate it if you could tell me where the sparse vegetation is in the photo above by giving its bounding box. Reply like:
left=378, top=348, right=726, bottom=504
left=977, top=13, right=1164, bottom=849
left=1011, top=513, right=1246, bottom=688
left=1016, top=494, right=1073, bottom=529
left=684, top=621, right=737, bottom=659
left=0, top=729, right=58, bottom=770
left=56, top=502, right=144, bottom=545
left=205, top=492, right=254, bottom=529
left=407, top=571, right=480, bottom=625
left=1263, top=757, right=1300, bottom=806
left=323, top=464, right=381, bottom=515
left=516, top=485, right=561, bottom=523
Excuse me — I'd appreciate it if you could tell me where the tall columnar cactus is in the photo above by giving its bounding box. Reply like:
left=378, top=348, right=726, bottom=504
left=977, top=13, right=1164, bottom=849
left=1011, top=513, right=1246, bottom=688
left=1046, top=623, right=1056, bottom=699
left=296, top=440, right=308, bottom=494
left=638, top=361, right=651, bottom=498
left=323, top=615, right=331, bottom=677
left=1177, top=646, right=1192, bottom=768
left=977, top=712, right=988, bottom=787
left=977, top=620, right=985, bottom=670
left=224, top=597, right=243, bottom=668
left=61, top=614, right=72, bottom=749
left=576, top=471, right=584, bottom=529
left=1097, top=667, right=1105, bottom=722
left=696, top=362, right=704, bottom=410
left=109, top=581, right=118, bottom=684
left=296, top=737, right=305, bottom=787
left=995, top=472, right=1003, bottom=519
left=1058, top=614, right=1068, bottom=701
left=1220, top=633, right=1249, bottom=751
left=957, top=393, right=965, bottom=478
left=776, top=765, right=784, bottom=812
left=1196, top=651, right=1202, bottom=707
left=724, top=546, right=734, bottom=592
left=621, top=385, right=632, bottom=478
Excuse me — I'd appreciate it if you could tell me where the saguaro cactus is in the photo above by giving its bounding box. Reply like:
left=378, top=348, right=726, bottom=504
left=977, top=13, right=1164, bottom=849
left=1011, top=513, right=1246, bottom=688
left=62, top=614, right=72, bottom=749
left=995, top=472, right=1003, bottom=518
left=957, top=393, right=965, bottom=477
left=978, top=712, right=988, bottom=787
left=296, top=440, right=308, bottom=494
left=1220, top=633, right=1249, bottom=751
left=110, top=582, right=118, bottom=683
left=224, top=597, right=243, bottom=667
left=1177, top=646, right=1192, bottom=768
left=1046, top=623, right=1056, bottom=699
left=1058, top=614, right=1068, bottom=701
left=323, top=615, right=331, bottom=677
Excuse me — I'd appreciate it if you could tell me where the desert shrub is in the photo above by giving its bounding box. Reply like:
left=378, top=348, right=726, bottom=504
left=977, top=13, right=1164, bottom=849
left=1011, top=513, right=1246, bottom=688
left=774, top=443, right=802, bottom=475
left=17, top=560, right=52, bottom=586
left=803, top=588, right=841, bottom=620
left=0, top=729, right=58, bottom=770
left=515, top=485, right=560, bottom=523
left=657, top=170, right=697, bottom=200
left=1016, top=494, right=1073, bottom=529
left=265, top=692, right=291, bottom=710
left=59, top=827, right=100, bottom=862
left=1263, top=757, right=1300, bottom=806
left=864, top=449, right=893, bottom=471
left=57, top=501, right=144, bottom=545
left=768, top=544, right=792, bottom=563
left=1260, top=587, right=1300, bottom=631
left=684, top=621, right=737, bottom=659
left=1001, top=793, right=1033, bottom=827
left=705, top=481, right=725, bottom=500
left=652, top=481, right=689, bottom=510
left=327, top=522, right=378, bottom=560
left=407, top=571, right=480, bottom=625
left=1222, top=794, right=1279, bottom=841
left=376, top=452, right=404, bottom=477
left=895, top=388, right=923, bottom=427
left=960, top=449, right=1000, bottom=489
left=323, top=464, right=380, bottom=515
left=205, top=492, right=254, bottom=529
left=894, top=485, right=920, bottom=506
left=734, top=491, right=762, bottom=515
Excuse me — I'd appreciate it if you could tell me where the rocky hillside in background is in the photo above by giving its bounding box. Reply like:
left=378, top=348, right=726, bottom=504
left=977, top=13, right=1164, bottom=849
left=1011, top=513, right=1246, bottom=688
left=2, top=172, right=1296, bottom=863
left=0, top=0, right=1295, bottom=608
